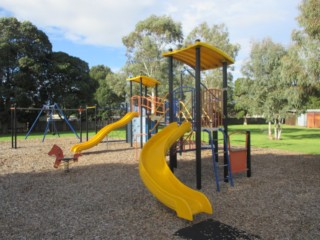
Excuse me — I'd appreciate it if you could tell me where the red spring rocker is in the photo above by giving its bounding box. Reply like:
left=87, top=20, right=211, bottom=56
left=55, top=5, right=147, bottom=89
left=48, top=144, right=81, bottom=171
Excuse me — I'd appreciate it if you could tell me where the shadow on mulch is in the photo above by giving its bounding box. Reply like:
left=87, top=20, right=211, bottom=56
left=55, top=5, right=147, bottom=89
left=174, top=219, right=261, bottom=240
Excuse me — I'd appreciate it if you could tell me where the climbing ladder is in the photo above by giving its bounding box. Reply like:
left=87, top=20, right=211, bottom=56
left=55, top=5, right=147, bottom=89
left=203, top=128, right=234, bottom=192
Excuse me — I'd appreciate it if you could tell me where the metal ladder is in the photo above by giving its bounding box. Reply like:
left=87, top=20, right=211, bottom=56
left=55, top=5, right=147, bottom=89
left=203, top=128, right=234, bottom=192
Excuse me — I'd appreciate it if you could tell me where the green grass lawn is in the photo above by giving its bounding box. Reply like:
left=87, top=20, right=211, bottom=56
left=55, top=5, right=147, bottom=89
left=227, top=124, right=320, bottom=155
left=0, top=128, right=127, bottom=141
left=1, top=124, right=319, bottom=155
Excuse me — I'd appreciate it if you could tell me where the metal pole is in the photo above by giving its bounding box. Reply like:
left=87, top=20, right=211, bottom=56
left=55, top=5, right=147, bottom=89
left=86, top=106, right=88, bottom=141
left=222, top=61, right=229, bottom=181
left=130, top=81, right=133, bottom=109
left=213, top=130, right=218, bottom=163
left=11, top=105, right=17, bottom=149
left=11, top=105, right=14, bottom=149
left=25, top=106, right=45, bottom=139
left=195, top=45, right=202, bottom=190
left=126, top=102, right=129, bottom=143
left=179, top=71, right=183, bottom=124
left=79, top=107, right=83, bottom=142
left=155, top=84, right=159, bottom=133
left=246, top=130, right=251, bottom=177
left=140, top=77, right=143, bottom=148
left=130, top=81, right=133, bottom=147
left=95, top=104, right=97, bottom=134
left=14, top=105, right=17, bottom=149
left=42, top=108, right=52, bottom=142
left=168, top=52, right=174, bottom=124
left=55, top=103, right=78, bottom=138
left=168, top=51, right=176, bottom=171
left=145, top=86, right=151, bottom=140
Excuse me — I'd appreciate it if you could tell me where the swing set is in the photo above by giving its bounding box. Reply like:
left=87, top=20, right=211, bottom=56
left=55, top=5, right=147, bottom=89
left=24, top=102, right=79, bottom=142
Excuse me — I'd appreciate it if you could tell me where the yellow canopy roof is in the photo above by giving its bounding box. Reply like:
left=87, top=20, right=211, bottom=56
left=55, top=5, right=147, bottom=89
left=162, top=42, right=234, bottom=70
left=127, top=75, right=160, bottom=87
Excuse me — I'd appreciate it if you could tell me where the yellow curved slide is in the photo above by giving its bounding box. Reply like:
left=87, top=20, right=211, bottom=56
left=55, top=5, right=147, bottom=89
left=139, top=122, right=212, bottom=221
left=71, top=112, right=139, bottom=153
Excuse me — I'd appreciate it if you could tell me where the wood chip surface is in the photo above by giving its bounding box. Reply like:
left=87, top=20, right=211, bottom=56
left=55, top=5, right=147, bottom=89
left=1, top=137, right=319, bottom=239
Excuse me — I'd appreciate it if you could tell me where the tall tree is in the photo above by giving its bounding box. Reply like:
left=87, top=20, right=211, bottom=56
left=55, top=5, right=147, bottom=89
left=280, top=44, right=310, bottom=111
left=184, top=22, right=240, bottom=116
left=90, top=65, right=112, bottom=81
left=122, top=15, right=183, bottom=96
left=47, top=52, right=97, bottom=110
left=90, top=65, right=126, bottom=108
left=233, top=77, right=254, bottom=124
left=0, top=17, right=52, bottom=131
left=297, top=0, right=320, bottom=40
left=281, top=0, right=320, bottom=112
left=0, top=18, right=52, bottom=106
left=184, top=22, right=240, bottom=89
left=242, top=38, right=287, bottom=139
left=94, top=70, right=127, bottom=120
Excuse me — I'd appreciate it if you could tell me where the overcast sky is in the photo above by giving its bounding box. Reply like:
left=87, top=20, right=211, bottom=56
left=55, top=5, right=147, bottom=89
left=0, top=0, right=302, bottom=77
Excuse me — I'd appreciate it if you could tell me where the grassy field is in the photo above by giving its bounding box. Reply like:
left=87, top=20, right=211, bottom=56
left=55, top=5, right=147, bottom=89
left=0, top=128, right=126, bottom=141
left=1, top=124, right=319, bottom=155
left=227, top=124, right=320, bottom=155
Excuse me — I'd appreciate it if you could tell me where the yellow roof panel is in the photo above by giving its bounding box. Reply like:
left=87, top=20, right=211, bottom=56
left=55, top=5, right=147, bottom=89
left=162, top=42, right=234, bottom=70
left=127, top=75, right=160, bottom=87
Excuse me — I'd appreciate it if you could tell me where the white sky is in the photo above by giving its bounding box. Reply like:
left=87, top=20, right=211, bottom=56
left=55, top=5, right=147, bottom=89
left=0, top=0, right=302, bottom=77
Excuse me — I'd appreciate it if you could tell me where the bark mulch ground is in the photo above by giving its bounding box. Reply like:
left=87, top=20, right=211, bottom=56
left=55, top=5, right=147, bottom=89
left=1, top=137, right=319, bottom=239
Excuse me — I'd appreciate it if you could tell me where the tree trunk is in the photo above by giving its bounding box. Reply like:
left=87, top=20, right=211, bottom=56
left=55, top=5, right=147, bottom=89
left=278, top=128, right=282, bottom=140
left=268, top=121, right=273, bottom=139
left=243, top=117, right=247, bottom=125
left=274, top=119, right=282, bottom=140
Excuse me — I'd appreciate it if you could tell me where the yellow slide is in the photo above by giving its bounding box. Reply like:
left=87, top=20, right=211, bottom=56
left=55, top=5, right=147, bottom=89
left=139, top=122, right=213, bottom=221
left=71, top=112, right=139, bottom=153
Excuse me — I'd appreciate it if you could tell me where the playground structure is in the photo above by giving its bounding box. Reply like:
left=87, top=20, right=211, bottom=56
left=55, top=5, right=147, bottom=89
left=162, top=41, right=251, bottom=189
left=137, top=41, right=252, bottom=220
left=127, top=76, right=163, bottom=148
left=10, top=40, right=251, bottom=221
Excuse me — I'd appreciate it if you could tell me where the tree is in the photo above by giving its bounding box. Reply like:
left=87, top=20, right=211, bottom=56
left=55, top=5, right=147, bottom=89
left=242, top=38, right=287, bottom=139
left=90, top=65, right=112, bottom=81
left=281, top=0, right=320, bottom=113
left=0, top=17, right=101, bottom=132
left=233, top=78, right=254, bottom=124
left=122, top=15, right=183, bottom=96
left=280, top=44, right=309, bottom=112
left=297, top=0, right=320, bottom=40
left=90, top=65, right=126, bottom=119
left=90, top=65, right=126, bottom=108
left=184, top=22, right=240, bottom=89
left=184, top=22, right=240, bottom=116
left=94, top=71, right=127, bottom=120
left=0, top=18, right=52, bottom=105
left=47, top=52, right=97, bottom=110
left=0, top=17, right=52, bottom=131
